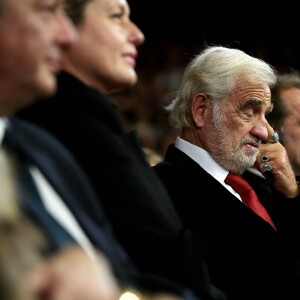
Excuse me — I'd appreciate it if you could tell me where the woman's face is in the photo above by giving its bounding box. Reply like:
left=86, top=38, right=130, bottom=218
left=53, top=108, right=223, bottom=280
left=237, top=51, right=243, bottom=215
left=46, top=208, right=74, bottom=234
left=63, top=0, right=145, bottom=93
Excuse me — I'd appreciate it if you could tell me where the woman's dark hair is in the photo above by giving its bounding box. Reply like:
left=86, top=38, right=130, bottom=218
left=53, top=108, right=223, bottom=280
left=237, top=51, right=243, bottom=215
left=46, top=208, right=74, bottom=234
left=64, top=0, right=92, bottom=25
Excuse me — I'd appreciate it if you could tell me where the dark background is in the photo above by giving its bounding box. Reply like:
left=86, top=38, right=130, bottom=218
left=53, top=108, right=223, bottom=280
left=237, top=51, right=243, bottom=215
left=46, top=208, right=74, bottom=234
left=112, top=1, right=300, bottom=156
left=129, top=1, right=300, bottom=71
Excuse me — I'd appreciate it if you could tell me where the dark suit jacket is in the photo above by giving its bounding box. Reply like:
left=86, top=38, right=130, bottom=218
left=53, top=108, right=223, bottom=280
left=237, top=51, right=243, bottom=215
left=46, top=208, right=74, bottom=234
left=16, top=72, right=226, bottom=300
left=6, top=118, right=206, bottom=299
left=5, top=117, right=137, bottom=287
left=153, top=144, right=300, bottom=300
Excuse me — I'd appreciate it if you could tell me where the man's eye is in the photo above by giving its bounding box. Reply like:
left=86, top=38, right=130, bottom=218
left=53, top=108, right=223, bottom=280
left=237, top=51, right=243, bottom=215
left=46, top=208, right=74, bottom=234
left=244, top=111, right=254, bottom=118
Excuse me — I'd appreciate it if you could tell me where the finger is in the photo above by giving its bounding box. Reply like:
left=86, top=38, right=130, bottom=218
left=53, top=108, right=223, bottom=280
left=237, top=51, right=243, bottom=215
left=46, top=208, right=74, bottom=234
left=265, top=123, right=274, bottom=143
left=261, top=162, right=273, bottom=175
left=265, top=123, right=280, bottom=144
left=261, top=154, right=270, bottom=163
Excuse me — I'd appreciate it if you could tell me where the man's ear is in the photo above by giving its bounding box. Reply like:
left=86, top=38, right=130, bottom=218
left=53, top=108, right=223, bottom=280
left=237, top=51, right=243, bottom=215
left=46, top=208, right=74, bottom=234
left=191, top=93, right=209, bottom=128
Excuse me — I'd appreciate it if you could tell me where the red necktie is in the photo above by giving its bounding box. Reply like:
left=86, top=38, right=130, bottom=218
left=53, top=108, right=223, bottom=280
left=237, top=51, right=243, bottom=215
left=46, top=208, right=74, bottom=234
left=225, top=173, right=276, bottom=231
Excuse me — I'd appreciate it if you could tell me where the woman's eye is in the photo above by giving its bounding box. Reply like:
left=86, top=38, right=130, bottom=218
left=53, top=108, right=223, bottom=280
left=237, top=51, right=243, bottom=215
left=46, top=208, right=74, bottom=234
left=111, top=12, right=123, bottom=19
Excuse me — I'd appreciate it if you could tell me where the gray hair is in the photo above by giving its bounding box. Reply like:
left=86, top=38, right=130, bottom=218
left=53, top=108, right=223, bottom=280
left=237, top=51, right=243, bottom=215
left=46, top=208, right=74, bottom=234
left=166, top=46, right=277, bottom=129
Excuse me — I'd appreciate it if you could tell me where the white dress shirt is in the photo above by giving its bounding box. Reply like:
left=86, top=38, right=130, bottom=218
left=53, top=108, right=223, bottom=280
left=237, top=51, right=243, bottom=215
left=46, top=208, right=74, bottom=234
left=175, top=136, right=243, bottom=202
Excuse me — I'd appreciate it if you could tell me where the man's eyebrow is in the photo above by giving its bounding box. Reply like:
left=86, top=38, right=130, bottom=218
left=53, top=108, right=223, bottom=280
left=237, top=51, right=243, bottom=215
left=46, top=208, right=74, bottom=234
left=240, top=98, right=263, bottom=109
left=240, top=98, right=273, bottom=113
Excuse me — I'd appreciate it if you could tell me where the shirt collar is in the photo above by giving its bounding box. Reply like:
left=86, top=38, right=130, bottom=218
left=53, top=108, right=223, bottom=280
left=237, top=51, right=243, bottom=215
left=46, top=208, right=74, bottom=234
left=174, top=136, right=229, bottom=183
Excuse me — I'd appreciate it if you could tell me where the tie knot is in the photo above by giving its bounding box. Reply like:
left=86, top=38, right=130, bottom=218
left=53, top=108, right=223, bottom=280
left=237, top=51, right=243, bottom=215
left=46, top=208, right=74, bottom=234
left=225, top=173, right=252, bottom=194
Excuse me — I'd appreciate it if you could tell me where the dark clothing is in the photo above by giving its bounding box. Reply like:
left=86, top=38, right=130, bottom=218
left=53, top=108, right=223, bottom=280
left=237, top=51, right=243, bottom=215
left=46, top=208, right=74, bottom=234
left=242, top=169, right=272, bottom=195
left=17, top=71, right=226, bottom=300
left=5, top=117, right=137, bottom=287
left=5, top=118, right=202, bottom=299
left=153, top=144, right=300, bottom=300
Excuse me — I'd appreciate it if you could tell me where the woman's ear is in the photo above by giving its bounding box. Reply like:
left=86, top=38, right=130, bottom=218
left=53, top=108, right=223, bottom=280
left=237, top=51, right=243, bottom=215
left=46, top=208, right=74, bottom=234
left=191, top=93, right=209, bottom=128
